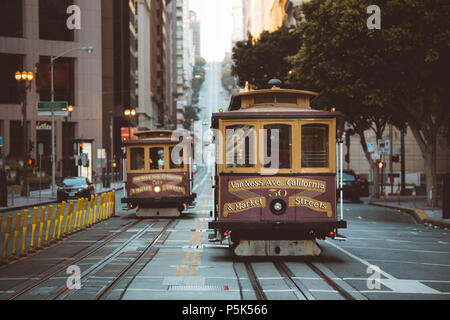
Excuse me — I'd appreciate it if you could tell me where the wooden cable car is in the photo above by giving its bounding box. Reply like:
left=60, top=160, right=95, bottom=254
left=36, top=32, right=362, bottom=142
left=121, top=130, right=196, bottom=217
left=208, top=83, right=346, bottom=256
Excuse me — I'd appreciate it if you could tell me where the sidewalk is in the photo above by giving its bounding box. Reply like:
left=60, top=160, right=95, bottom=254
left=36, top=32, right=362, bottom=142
left=0, top=181, right=124, bottom=213
left=365, top=195, right=450, bottom=229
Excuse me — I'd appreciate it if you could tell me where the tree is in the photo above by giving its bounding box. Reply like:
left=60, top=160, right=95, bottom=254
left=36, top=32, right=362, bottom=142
left=221, top=53, right=237, bottom=93
left=288, top=0, right=401, bottom=198
left=182, top=106, right=199, bottom=131
left=288, top=0, right=449, bottom=203
left=232, top=26, right=302, bottom=89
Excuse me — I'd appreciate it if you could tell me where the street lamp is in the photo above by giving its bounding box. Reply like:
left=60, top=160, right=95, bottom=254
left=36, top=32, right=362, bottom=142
left=123, top=109, right=136, bottom=141
left=49, top=45, right=94, bottom=197
left=15, top=70, right=34, bottom=197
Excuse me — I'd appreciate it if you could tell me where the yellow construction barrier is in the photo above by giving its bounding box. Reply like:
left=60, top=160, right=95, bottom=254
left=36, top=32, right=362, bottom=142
left=29, top=207, right=38, bottom=252
left=11, top=212, right=22, bottom=259
left=1, top=215, right=13, bottom=263
left=73, top=199, right=81, bottom=233
left=58, top=201, right=67, bottom=239
left=82, top=197, right=89, bottom=230
left=63, top=200, right=75, bottom=237
left=37, top=206, right=46, bottom=249
left=98, top=194, right=104, bottom=222
left=21, top=210, right=28, bottom=256
left=93, top=194, right=99, bottom=224
left=44, top=205, right=54, bottom=246
left=51, top=205, right=61, bottom=243
left=87, top=194, right=94, bottom=227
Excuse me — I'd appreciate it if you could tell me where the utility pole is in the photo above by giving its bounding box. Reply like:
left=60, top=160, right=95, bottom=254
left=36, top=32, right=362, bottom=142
left=400, top=126, right=406, bottom=195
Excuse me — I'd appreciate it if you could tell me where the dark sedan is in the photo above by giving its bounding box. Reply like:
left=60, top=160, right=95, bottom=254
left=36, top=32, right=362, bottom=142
left=337, top=170, right=361, bottom=203
left=57, top=177, right=94, bottom=202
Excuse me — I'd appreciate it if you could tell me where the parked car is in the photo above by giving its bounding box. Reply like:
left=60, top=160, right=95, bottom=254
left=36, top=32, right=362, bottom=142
left=337, top=170, right=361, bottom=203
left=57, top=177, right=94, bottom=202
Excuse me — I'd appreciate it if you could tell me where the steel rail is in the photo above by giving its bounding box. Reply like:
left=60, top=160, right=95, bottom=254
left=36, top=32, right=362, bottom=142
left=245, top=262, right=267, bottom=300
left=97, top=219, right=176, bottom=300
left=8, top=219, right=141, bottom=300
left=51, top=221, right=159, bottom=300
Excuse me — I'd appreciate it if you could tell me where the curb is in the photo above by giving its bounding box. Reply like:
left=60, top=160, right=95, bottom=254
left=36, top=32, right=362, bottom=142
left=0, top=186, right=124, bottom=214
left=368, top=202, right=450, bottom=229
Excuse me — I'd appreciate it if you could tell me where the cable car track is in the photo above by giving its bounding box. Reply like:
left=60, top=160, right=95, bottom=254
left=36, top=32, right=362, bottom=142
left=96, top=219, right=176, bottom=300
left=8, top=219, right=142, bottom=300
left=244, top=260, right=356, bottom=300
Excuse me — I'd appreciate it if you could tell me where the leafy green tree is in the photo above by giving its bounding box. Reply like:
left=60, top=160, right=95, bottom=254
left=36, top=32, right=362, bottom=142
left=221, top=53, right=237, bottom=93
left=288, top=0, right=449, bottom=203
left=232, top=26, right=302, bottom=89
left=182, top=106, right=199, bottom=131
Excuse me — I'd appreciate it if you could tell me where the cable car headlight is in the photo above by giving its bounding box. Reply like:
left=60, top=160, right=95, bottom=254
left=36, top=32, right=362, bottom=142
left=270, top=199, right=287, bottom=215
left=154, top=186, right=162, bottom=193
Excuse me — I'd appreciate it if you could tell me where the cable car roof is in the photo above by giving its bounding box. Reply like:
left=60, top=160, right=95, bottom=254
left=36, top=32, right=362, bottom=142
left=228, top=88, right=318, bottom=111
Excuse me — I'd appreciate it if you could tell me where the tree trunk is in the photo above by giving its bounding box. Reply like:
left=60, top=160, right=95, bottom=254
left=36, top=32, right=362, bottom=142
left=423, top=138, right=439, bottom=207
left=357, top=129, right=381, bottom=199
left=409, top=124, right=439, bottom=207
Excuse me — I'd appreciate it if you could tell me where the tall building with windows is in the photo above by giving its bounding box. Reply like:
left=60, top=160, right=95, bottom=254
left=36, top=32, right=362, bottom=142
left=0, top=0, right=103, bottom=181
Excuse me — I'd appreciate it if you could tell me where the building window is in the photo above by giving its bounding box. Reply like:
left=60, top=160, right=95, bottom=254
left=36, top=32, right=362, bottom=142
left=0, top=53, right=23, bottom=104
left=39, top=0, right=74, bottom=41
left=0, top=0, right=23, bottom=38
left=36, top=56, right=75, bottom=105
left=9, top=120, right=24, bottom=158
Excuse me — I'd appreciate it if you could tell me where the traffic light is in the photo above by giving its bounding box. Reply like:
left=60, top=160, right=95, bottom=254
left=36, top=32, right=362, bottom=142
left=27, top=158, right=34, bottom=166
left=378, top=161, right=384, bottom=169
left=79, top=143, right=84, bottom=154
left=112, top=161, right=117, bottom=169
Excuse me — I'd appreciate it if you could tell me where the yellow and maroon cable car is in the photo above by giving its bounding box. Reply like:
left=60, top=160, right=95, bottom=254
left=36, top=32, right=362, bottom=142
left=209, top=83, right=346, bottom=256
left=122, top=130, right=196, bottom=217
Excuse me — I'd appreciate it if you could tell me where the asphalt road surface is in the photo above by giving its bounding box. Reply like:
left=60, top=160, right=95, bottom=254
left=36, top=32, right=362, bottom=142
left=0, top=165, right=449, bottom=300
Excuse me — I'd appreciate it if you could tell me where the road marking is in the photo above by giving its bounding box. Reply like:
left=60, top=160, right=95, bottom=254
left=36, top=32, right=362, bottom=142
left=340, top=245, right=447, bottom=254
left=326, top=240, right=447, bottom=294
left=367, top=259, right=450, bottom=268
left=325, top=240, right=395, bottom=280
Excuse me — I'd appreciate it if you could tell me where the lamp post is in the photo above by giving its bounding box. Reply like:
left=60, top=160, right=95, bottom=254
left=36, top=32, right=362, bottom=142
left=50, top=45, right=93, bottom=197
left=123, top=108, right=136, bottom=141
left=15, top=70, right=34, bottom=197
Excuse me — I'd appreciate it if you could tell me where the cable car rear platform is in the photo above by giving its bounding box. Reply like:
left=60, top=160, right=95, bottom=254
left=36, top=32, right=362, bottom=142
left=121, top=194, right=197, bottom=207
left=209, top=220, right=346, bottom=240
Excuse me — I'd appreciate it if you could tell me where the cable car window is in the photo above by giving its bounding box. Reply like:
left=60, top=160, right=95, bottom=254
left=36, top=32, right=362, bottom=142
left=149, top=147, right=165, bottom=170
left=275, top=94, right=297, bottom=104
left=169, top=146, right=184, bottom=169
left=130, top=148, right=145, bottom=171
left=225, top=125, right=256, bottom=168
left=302, top=124, right=329, bottom=168
left=254, top=93, right=275, bottom=105
left=263, top=124, right=292, bottom=169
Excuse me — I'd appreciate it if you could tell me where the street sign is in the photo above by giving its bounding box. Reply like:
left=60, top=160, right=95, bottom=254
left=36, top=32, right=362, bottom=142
left=378, top=139, right=391, bottom=155
left=38, top=111, right=69, bottom=117
left=367, top=143, right=374, bottom=153
left=371, top=152, right=381, bottom=160
left=38, top=144, right=44, bottom=156
left=37, top=101, right=68, bottom=111
left=0, top=136, right=3, bottom=147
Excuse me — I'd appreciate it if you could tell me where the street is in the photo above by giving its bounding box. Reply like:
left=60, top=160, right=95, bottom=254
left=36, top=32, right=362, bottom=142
left=0, top=165, right=449, bottom=300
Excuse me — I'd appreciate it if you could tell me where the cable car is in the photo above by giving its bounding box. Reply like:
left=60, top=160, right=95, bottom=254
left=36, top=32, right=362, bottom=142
left=122, top=130, right=196, bottom=217
left=209, top=82, right=346, bottom=256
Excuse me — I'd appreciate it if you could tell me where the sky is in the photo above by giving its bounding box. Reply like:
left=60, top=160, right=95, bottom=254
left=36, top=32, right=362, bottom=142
left=189, top=0, right=234, bottom=62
